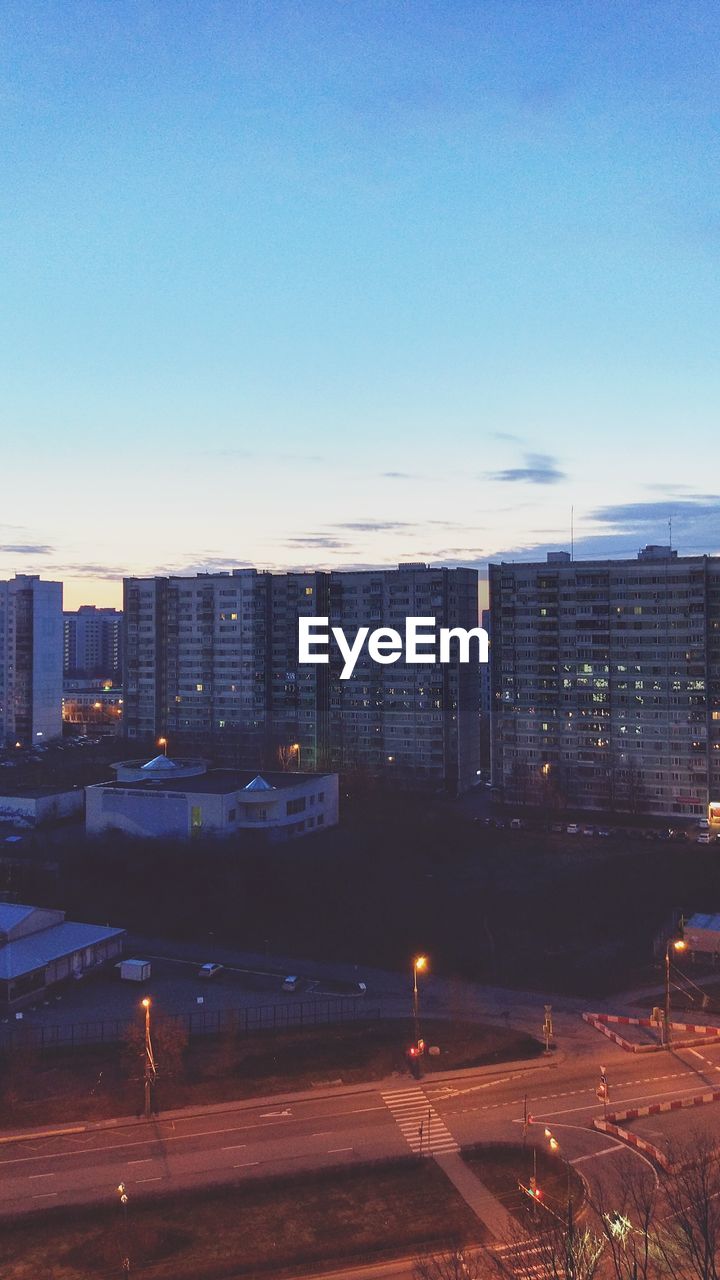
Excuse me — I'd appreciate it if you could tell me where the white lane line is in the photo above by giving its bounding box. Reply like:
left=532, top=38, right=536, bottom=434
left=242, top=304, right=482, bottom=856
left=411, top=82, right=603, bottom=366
left=136, top=1177, right=162, bottom=1184
left=233, top=1161, right=259, bottom=1168
left=29, top=1173, right=55, bottom=1180
left=311, top=1132, right=332, bottom=1137
left=221, top=1145, right=247, bottom=1152
left=127, top=1159, right=151, bottom=1165
left=328, top=1147, right=353, bottom=1153
left=32, top=1191, right=58, bottom=1199
left=572, top=1146, right=625, bottom=1165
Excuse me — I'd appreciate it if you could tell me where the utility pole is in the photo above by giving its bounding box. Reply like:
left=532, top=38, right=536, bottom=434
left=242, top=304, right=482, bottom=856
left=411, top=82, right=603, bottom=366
left=141, top=997, right=156, bottom=1119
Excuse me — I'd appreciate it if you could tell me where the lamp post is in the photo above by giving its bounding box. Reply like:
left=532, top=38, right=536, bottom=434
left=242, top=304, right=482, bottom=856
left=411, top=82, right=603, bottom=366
left=544, top=1128, right=575, bottom=1278
left=412, top=955, right=428, bottom=1049
left=292, top=742, right=301, bottom=769
left=664, top=937, right=687, bottom=1047
left=157, top=737, right=168, bottom=756
left=141, top=997, right=156, bottom=1119
left=117, top=1182, right=130, bottom=1273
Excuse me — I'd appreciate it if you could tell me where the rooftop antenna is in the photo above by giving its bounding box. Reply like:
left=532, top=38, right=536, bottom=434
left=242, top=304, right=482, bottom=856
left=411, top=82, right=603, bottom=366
left=668, top=515, right=672, bottom=552
left=571, top=506, right=574, bottom=561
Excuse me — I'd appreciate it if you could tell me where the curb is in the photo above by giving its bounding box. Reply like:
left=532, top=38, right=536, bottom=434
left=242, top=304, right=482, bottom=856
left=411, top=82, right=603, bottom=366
left=583, top=1011, right=720, bottom=1054
left=593, top=1088, right=720, bottom=1172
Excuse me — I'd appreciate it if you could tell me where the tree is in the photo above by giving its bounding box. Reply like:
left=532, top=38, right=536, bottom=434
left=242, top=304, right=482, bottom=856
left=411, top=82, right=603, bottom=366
left=653, top=1139, right=720, bottom=1280
left=493, top=1213, right=604, bottom=1280
left=413, top=1247, right=485, bottom=1279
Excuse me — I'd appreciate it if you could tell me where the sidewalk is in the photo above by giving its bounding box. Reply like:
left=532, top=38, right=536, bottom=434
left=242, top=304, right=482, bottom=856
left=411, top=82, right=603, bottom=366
left=435, top=1151, right=517, bottom=1242
left=0, top=1051, right=562, bottom=1146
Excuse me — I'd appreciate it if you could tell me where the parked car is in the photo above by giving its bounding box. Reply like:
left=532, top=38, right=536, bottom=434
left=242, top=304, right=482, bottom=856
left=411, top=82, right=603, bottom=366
left=282, top=975, right=299, bottom=992
left=697, top=833, right=712, bottom=844
left=550, top=822, right=564, bottom=834
left=198, top=963, right=224, bottom=979
left=566, top=823, right=580, bottom=835
left=581, top=825, right=595, bottom=837
left=509, top=818, right=524, bottom=830
left=597, top=828, right=612, bottom=839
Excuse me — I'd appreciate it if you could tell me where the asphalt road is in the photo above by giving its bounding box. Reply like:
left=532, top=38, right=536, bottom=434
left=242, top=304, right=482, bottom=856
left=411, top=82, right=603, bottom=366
left=4, top=1033, right=720, bottom=1218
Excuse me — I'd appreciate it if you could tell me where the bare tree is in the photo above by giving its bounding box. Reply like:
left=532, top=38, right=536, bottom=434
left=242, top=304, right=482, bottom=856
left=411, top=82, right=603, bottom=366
left=493, top=1212, right=604, bottom=1280
left=653, top=1139, right=720, bottom=1280
left=591, top=1161, right=663, bottom=1280
left=413, top=1247, right=485, bottom=1280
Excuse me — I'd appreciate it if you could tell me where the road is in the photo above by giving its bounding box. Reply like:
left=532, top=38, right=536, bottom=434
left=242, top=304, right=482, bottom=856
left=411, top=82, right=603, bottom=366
left=4, top=1032, right=720, bottom=1217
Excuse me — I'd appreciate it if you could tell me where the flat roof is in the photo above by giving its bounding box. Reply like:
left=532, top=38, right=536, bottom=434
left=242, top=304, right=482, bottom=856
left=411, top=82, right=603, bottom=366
left=0, top=786, right=81, bottom=799
left=91, top=770, right=334, bottom=796
left=0, top=921, right=125, bottom=981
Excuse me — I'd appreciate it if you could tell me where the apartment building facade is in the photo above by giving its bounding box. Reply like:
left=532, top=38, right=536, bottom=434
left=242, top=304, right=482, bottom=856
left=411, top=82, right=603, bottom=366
left=123, top=564, right=481, bottom=793
left=489, top=547, right=720, bottom=818
left=63, top=606, right=123, bottom=681
left=0, top=575, right=63, bottom=746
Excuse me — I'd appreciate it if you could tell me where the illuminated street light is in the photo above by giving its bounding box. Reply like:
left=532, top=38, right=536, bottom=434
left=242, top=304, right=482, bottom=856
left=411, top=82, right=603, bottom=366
left=664, top=937, right=687, bottom=1046
left=141, top=997, right=156, bottom=1118
left=292, top=742, right=301, bottom=769
left=117, top=1183, right=130, bottom=1272
left=157, top=737, right=168, bottom=756
left=412, top=955, right=428, bottom=1051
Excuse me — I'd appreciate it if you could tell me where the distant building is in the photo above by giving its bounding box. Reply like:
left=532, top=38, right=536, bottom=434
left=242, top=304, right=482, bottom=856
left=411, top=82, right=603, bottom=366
left=62, top=678, right=123, bottom=736
left=85, top=754, right=339, bottom=840
left=0, top=574, right=63, bottom=747
left=122, top=564, right=481, bottom=794
left=63, top=605, right=122, bottom=681
left=0, top=903, right=124, bottom=1010
left=489, top=547, right=720, bottom=818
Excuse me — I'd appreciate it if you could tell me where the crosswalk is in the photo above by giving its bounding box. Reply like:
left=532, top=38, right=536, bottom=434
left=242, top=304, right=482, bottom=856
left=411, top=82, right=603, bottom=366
left=382, top=1086, right=460, bottom=1156
left=494, top=1237, right=548, bottom=1278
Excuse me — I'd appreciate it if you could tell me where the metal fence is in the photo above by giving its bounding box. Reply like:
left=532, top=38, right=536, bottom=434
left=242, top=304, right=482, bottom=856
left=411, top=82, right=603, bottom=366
left=0, top=997, right=384, bottom=1052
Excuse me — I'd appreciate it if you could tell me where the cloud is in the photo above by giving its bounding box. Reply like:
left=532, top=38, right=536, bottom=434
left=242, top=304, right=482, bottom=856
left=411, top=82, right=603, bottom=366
left=284, top=536, right=351, bottom=550
left=590, top=499, right=720, bottom=526
left=486, top=452, right=566, bottom=486
left=491, top=431, right=525, bottom=444
left=332, top=520, right=416, bottom=533
left=55, top=563, right=127, bottom=579
left=0, top=543, right=53, bottom=554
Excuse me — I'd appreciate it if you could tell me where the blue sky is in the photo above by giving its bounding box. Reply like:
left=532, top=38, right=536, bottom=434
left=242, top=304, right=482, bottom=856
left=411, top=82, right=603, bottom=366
left=1, top=0, right=718, bottom=607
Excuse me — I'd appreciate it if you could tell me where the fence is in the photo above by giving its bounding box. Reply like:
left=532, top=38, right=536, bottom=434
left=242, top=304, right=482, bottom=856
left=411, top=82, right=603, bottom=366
left=0, top=997, right=385, bottom=1052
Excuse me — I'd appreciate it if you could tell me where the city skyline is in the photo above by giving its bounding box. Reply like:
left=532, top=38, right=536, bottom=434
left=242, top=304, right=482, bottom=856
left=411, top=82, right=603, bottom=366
left=2, top=1, right=719, bottom=610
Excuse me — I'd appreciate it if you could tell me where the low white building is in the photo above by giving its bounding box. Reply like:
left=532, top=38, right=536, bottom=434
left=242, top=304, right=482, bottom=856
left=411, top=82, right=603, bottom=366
left=0, top=786, right=85, bottom=827
left=0, top=903, right=125, bottom=1009
left=85, top=755, right=339, bottom=841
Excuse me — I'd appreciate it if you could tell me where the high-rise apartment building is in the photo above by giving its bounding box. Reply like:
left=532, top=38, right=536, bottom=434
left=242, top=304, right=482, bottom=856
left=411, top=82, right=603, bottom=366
left=63, top=606, right=123, bottom=680
left=123, top=564, right=481, bottom=793
left=489, top=547, right=720, bottom=818
left=0, top=574, right=63, bottom=746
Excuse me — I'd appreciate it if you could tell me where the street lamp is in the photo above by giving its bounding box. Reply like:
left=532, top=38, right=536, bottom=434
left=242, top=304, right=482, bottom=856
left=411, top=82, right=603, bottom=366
left=117, top=1183, right=130, bottom=1273
left=412, top=955, right=428, bottom=1049
left=664, top=937, right=687, bottom=1047
left=292, top=742, right=301, bottom=769
left=141, top=997, right=156, bottom=1119
left=157, top=737, right=168, bottom=756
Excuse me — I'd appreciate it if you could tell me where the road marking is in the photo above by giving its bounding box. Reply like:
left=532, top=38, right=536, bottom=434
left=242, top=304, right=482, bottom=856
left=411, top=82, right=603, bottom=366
left=0, top=1126, right=86, bottom=1147
left=29, top=1173, right=55, bottom=1179
left=328, top=1146, right=353, bottom=1153
left=311, top=1132, right=332, bottom=1137
left=233, top=1161, right=259, bottom=1168
left=572, top=1146, right=624, bottom=1165
left=32, top=1191, right=58, bottom=1199
left=382, top=1088, right=459, bottom=1156
left=259, top=1109, right=292, bottom=1118
left=127, top=1159, right=151, bottom=1165
left=136, top=1177, right=161, bottom=1184
left=222, top=1144, right=247, bottom=1151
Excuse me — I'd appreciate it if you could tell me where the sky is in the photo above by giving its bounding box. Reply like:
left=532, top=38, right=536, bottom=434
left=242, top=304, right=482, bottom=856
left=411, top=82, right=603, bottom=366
left=1, top=0, right=718, bottom=610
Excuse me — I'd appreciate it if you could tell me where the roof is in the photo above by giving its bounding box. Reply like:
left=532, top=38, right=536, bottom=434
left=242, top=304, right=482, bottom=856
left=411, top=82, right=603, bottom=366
left=140, top=755, right=183, bottom=772
left=686, top=913, right=720, bottom=932
left=92, top=769, right=334, bottom=796
left=0, top=921, right=125, bottom=981
left=243, top=775, right=274, bottom=792
left=0, top=904, right=38, bottom=933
